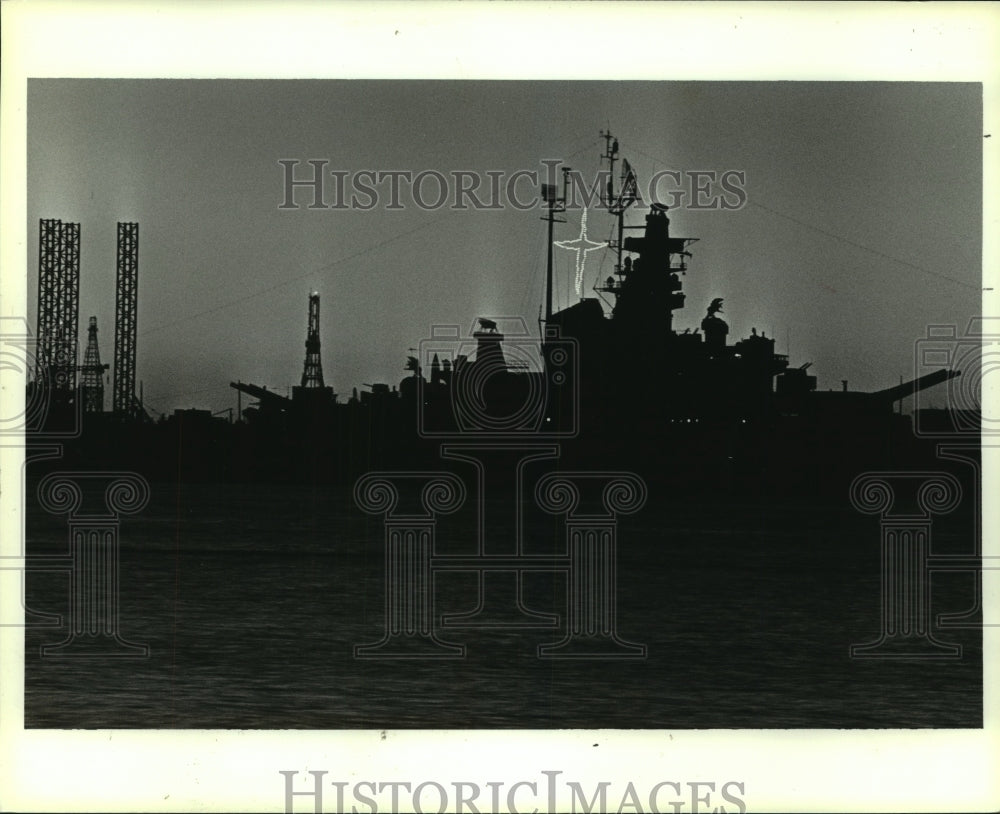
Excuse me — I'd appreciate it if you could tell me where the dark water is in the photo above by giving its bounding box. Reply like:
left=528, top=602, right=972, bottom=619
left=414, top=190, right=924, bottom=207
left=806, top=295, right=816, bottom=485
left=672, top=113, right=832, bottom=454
left=24, top=482, right=982, bottom=728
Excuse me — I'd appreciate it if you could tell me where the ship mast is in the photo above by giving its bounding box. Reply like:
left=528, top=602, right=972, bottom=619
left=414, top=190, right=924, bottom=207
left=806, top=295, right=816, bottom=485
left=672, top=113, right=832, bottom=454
left=600, top=130, right=622, bottom=273
left=541, top=173, right=568, bottom=323
left=598, top=130, right=640, bottom=302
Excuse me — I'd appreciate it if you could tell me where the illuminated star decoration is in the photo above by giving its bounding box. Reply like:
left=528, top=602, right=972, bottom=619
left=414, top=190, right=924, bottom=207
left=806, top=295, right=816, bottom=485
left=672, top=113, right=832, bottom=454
left=555, top=207, right=606, bottom=297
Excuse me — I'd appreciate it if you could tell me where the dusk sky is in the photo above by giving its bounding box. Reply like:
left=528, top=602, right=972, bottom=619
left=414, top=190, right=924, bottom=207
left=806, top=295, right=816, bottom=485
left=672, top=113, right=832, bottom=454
left=27, top=80, right=982, bottom=416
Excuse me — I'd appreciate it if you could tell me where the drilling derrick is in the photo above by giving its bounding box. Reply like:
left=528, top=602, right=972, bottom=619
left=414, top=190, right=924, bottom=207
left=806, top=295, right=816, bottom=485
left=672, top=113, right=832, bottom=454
left=35, top=219, right=61, bottom=387
left=56, top=222, right=81, bottom=393
left=79, top=316, right=109, bottom=413
left=113, top=222, right=140, bottom=419
left=34, top=219, right=81, bottom=398
left=292, top=292, right=334, bottom=406
left=301, top=292, right=325, bottom=388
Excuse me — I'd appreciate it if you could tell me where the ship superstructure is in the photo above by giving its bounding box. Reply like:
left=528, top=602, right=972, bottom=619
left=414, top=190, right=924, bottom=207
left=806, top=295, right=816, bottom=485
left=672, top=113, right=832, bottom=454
left=535, top=134, right=957, bottom=443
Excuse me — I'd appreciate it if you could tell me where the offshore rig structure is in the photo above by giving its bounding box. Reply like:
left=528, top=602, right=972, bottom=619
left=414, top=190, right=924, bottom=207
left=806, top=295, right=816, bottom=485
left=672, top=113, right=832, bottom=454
left=28, top=219, right=146, bottom=430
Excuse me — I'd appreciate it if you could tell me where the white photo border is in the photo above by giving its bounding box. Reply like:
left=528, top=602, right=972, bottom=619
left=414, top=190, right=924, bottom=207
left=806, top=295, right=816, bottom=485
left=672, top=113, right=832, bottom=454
left=1, top=2, right=998, bottom=812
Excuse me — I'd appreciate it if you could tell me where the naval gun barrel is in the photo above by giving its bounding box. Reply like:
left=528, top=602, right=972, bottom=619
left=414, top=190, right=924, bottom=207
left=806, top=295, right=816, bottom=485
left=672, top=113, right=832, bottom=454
left=229, top=381, right=292, bottom=407
left=871, top=369, right=960, bottom=402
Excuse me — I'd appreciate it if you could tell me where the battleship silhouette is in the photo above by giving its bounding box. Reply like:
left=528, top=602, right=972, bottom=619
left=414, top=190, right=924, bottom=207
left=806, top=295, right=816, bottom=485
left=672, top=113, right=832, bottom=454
left=27, top=132, right=970, bottom=496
